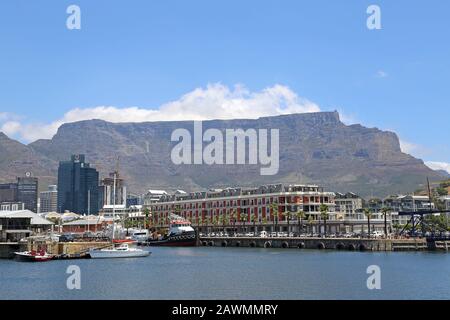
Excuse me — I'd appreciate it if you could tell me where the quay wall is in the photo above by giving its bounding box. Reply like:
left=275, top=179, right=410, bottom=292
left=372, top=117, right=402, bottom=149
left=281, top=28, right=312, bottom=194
left=199, top=237, right=429, bottom=252
left=26, top=241, right=111, bottom=255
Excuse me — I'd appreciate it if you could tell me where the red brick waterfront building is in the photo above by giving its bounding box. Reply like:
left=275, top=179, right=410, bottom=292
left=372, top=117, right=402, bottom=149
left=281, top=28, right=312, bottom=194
left=148, top=184, right=336, bottom=233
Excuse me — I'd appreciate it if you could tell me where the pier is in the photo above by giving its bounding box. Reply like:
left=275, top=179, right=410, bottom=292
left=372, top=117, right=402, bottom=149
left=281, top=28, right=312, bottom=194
left=199, top=236, right=431, bottom=251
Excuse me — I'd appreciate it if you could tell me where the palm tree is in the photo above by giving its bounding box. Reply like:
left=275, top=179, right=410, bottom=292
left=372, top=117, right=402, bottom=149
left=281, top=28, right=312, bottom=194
left=269, top=202, right=279, bottom=234
left=213, top=216, right=219, bottom=233
left=240, top=213, right=247, bottom=234
left=319, top=204, right=329, bottom=238
left=201, top=212, right=206, bottom=233
left=143, top=208, right=150, bottom=229
left=364, top=208, right=372, bottom=238
left=381, top=207, right=391, bottom=238
left=220, top=214, right=227, bottom=234
left=230, top=209, right=237, bottom=235
left=262, top=216, right=268, bottom=234
left=296, top=211, right=306, bottom=235
left=307, top=214, right=314, bottom=236
left=250, top=213, right=258, bottom=236
left=282, top=210, right=291, bottom=236
left=174, top=204, right=181, bottom=224
left=205, top=215, right=211, bottom=235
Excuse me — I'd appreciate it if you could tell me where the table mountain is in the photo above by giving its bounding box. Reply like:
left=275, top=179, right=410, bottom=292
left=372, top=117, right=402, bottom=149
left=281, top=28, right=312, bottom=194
left=1, top=112, right=444, bottom=197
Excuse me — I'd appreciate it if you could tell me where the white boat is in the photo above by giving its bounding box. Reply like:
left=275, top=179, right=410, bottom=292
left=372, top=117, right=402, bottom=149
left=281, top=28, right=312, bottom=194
left=130, top=229, right=150, bottom=244
left=88, top=169, right=150, bottom=259
left=89, top=241, right=150, bottom=259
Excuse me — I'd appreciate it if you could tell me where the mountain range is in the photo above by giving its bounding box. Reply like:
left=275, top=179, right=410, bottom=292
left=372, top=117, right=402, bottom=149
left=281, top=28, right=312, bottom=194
left=0, top=111, right=445, bottom=198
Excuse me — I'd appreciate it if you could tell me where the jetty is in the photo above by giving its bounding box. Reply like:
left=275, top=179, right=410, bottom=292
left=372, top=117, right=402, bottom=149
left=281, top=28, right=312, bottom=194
left=198, top=236, right=435, bottom=251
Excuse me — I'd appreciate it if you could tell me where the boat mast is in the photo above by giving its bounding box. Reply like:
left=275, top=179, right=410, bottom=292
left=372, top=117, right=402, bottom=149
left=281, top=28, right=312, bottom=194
left=112, top=156, right=119, bottom=241
left=112, top=171, right=116, bottom=240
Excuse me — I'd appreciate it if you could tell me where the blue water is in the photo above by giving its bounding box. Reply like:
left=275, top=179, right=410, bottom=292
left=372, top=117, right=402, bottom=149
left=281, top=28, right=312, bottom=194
left=1, top=247, right=449, bottom=300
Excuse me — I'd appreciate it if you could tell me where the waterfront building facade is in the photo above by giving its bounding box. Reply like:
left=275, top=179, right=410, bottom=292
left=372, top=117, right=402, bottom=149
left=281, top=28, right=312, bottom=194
left=148, top=184, right=340, bottom=234
left=39, top=185, right=58, bottom=213
left=384, top=195, right=434, bottom=226
left=57, top=154, right=100, bottom=215
left=335, top=192, right=364, bottom=219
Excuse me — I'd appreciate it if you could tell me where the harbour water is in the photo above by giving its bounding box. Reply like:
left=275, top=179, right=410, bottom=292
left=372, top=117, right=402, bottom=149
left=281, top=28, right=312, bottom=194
left=1, top=247, right=449, bottom=300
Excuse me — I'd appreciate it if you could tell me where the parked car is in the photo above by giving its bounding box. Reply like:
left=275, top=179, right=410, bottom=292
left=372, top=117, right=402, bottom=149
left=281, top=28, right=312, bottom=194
left=59, top=233, right=75, bottom=242
left=259, top=231, right=268, bottom=238
left=371, top=231, right=384, bottom=238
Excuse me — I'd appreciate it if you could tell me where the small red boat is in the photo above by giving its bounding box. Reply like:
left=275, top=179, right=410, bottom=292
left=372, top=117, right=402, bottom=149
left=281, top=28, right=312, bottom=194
left=14, top=249, right=54, bottom=262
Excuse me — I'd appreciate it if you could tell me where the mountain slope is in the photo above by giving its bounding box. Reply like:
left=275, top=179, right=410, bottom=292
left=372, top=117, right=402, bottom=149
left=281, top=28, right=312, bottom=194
left=0, top=132, right=57, bottom=189
left=23, top=111, right=444, bottom=197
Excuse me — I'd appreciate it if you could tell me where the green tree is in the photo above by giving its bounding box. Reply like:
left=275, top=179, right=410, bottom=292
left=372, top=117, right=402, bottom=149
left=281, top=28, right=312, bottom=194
left=220, top=214, right=228, bottom=234
left=364, top=208, right=373, bottom=238
left=269, top=202, right=279, bottom=234
left=230, top=209, right=237, bottom=235
left=381, top=207, right=391, bottom=238
left=319, top=204, right=329, bottom=238
left=282, top=210, right=291, bottom=236
left=262, top=216, right=268, bottom=231
left=143, top=207, right=150, bottom=229
left=307, top=215, right=314, bottom=236
left=393, top=222, right=401, bottom=235
left=296, top=211, right=306, bottom=235
left=240, top=213, right=247, bottom=234
left=250, top=213, right=258, bottom=236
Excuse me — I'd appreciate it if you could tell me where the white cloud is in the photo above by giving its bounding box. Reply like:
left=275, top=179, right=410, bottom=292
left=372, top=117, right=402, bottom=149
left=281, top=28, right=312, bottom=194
left=400, top=140, right=420, bottom=155
left=0, top=121, right=22, bottom=136
left=375, top=70, right=388, bottom=78
left=338, top=110, right=359, bottom=125
left=399, top=139, right=432, bottom=159
left=425, top=162, right=450, bottom=174
left=0, top=83, right=321, bottom=142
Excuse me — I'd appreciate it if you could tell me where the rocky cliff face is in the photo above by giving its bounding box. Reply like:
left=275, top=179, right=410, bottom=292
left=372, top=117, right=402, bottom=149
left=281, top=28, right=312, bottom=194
left=0, top=112, right=444, bottom=197
left=0, top=132, right=57, bottom=188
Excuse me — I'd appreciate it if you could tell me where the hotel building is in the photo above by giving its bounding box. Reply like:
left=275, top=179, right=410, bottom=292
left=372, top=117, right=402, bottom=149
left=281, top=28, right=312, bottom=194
left=148, top=184, right=338, bottom=234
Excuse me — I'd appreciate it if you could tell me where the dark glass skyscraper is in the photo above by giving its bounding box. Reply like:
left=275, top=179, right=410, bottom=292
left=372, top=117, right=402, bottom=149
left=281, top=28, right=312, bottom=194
left=57, top=154, right=99, bottom=214
left=17, top=177, right=38, bottom=213
left=0, top=183, right=18, bottom=203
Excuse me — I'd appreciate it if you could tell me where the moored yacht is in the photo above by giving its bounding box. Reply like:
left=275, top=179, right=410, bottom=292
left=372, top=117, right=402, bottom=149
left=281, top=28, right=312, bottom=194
left=89, top=240, right=150, bottom=259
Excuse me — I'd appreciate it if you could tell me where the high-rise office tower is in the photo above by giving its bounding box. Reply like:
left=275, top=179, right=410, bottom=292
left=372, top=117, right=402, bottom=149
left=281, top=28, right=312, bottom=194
left=57, top=154, right=99, bottom=214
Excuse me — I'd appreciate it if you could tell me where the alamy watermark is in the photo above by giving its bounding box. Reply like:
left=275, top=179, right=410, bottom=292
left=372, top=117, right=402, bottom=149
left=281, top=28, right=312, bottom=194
left=367, top=4, right=382, bottom=30
left=66, top=5, right=81, bottom=30
left=170, top=121, right=279, bottom=175
left=366, top=265, right=381, bottom=290
left=66, top=265, right=81, bottom=290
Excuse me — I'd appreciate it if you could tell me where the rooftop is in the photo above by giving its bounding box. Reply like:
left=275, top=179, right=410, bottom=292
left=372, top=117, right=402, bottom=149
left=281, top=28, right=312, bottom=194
left=0, top=210, right=54, bottom=225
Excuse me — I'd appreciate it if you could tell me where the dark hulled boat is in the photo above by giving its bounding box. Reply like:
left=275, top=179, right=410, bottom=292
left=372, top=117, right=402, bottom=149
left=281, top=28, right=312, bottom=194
left=147, top=219, right=197, bottom=247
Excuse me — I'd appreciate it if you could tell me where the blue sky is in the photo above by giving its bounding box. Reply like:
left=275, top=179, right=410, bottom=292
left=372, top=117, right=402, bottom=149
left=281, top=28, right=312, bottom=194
left=0, top=0, right=449, bottom=171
